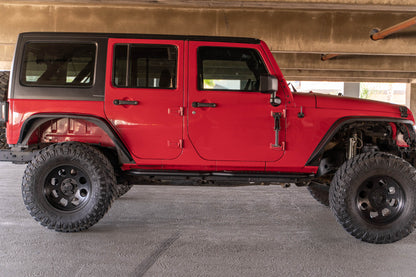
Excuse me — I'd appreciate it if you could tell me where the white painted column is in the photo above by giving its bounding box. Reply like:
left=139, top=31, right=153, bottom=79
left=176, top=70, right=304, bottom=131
left=343, top=82, right=360, bottom=98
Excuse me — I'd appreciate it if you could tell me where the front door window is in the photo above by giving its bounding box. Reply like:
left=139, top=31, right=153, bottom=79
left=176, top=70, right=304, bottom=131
left=198, top=46, right=268, bottom=92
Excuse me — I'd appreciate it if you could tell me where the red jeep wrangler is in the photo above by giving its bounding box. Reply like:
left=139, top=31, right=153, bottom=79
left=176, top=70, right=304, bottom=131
left=0, top=32, right=415, bottom=244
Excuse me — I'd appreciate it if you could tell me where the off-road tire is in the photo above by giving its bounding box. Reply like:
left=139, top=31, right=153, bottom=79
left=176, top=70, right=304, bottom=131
left=307, top=182, right=329, bottom=206
left=22, top=142, right=116, bottom=232
left=116, top=183, right=133, bottom=198
left=0, top=71, right=9, bottom=149
left=329, top=152, right=416, bottom=244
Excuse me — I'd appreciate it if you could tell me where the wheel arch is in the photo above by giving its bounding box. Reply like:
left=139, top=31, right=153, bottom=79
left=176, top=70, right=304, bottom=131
left=17, top=113, right=134, bottom=164
left=306, top=116, right=415, bottom=167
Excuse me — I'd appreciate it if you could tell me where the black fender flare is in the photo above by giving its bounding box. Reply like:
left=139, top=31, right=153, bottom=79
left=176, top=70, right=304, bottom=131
left=17, top=113, right=134, bottom=164
left=305, top=116, right=415, bottom=167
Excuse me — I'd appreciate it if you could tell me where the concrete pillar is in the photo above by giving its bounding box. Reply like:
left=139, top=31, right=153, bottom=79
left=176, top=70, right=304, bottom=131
left=409, top=83, right=416, bottom=116
left=406, top=83, right=411, bottom=108
left=343, top=82, right=360, bottom=98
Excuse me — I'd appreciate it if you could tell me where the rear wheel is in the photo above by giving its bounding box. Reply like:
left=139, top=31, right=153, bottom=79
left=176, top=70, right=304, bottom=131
left=22, top=142, right=116, bottom=232
left=329, top=152, right=416, bottom=243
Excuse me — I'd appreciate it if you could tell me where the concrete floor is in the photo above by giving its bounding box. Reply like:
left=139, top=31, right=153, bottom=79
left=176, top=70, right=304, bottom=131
left=1, top=163, right=416, bottom=277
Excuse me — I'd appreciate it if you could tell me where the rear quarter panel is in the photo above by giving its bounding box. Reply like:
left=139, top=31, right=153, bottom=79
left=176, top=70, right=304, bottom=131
left=7, top=99, right=108, bottom=145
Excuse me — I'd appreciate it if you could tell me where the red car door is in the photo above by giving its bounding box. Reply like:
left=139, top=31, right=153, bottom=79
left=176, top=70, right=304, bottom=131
left=105, top=38, right=184, bottom=160
left=187, top=41, right=285, bottom=162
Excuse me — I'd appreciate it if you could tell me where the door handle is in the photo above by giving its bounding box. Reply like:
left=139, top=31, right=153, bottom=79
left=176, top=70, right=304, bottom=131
left=192, top=102, right=217, bottom=108
left=113, top=99, right=138, bottom=105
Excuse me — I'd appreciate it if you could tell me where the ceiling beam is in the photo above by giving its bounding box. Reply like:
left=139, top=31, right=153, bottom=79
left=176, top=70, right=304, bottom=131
left=283, top=69, right=415, bottom=83
left=4, top=1, right=416, bottom=12
left=275, top=53, right=416, bottom=73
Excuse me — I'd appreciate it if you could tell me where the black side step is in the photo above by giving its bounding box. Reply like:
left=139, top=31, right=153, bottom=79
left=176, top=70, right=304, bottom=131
left=0, top=149, right=36, bottom=163
left=126, top=170, right=313, bottom=184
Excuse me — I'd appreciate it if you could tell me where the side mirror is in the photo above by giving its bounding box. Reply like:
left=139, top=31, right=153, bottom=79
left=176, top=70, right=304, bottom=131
left=259, top=74, right=278, bottom=94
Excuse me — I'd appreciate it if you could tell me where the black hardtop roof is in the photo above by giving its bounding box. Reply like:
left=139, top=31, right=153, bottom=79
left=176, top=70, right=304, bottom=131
left=19, top=32, right=261, bottom=44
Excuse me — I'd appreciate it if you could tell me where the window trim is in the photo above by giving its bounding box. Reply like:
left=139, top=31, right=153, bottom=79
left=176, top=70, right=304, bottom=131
left=111, top=43, right=178, bottom=90
left=19, top=41, right=98, bottom=89
left=111, top=43, right=129, bottom=88
left=197, top=46, right=270, bottom=93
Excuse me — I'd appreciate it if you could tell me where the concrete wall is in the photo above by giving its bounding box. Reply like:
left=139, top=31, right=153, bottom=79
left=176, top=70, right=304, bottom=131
left=2, top=2, right=416, bottom=72
left=6, top=0, right=416, bottom=9
left=1, top=3, right=416, bottom=55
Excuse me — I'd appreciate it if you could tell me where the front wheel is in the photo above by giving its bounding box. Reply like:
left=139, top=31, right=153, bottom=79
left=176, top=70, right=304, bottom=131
left=329, top=152, right=416, bottom=244
left=22, top=142, right=116, bottom=232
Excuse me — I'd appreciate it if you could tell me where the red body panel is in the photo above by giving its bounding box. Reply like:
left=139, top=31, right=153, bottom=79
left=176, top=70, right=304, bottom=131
left=187, top=41, right=285, bottom=162
left=268, top=92, right=412, bottom=170
left=104, top=38, right=185, bottom=160
left=7, top=99, right=109, bottom=145
left=7, top=38, right=414, bottom=175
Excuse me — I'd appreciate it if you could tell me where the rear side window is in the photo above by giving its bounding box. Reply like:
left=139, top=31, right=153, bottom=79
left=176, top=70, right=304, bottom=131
left=21, top=42, right=96, bottom=87
left=113, top=44, right=177, bottom=89
left=198, top=47, right=268, bottom=92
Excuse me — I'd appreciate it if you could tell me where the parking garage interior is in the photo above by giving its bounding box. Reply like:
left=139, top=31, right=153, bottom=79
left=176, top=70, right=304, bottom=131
left=2, top=1, right=416, bottom=276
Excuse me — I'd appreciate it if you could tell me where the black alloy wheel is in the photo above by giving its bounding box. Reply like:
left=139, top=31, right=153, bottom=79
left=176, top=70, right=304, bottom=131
left=356, top=175, right=405, bottom=225
left=44, top=165, right=92, bottom=212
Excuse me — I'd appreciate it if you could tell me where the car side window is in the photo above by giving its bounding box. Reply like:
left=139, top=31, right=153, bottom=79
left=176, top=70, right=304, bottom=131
left=113, top=44, right=177, bottom=89
left=21, top=42, right=96, bottom=87
left=198, top=46, right=268, bottom=92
